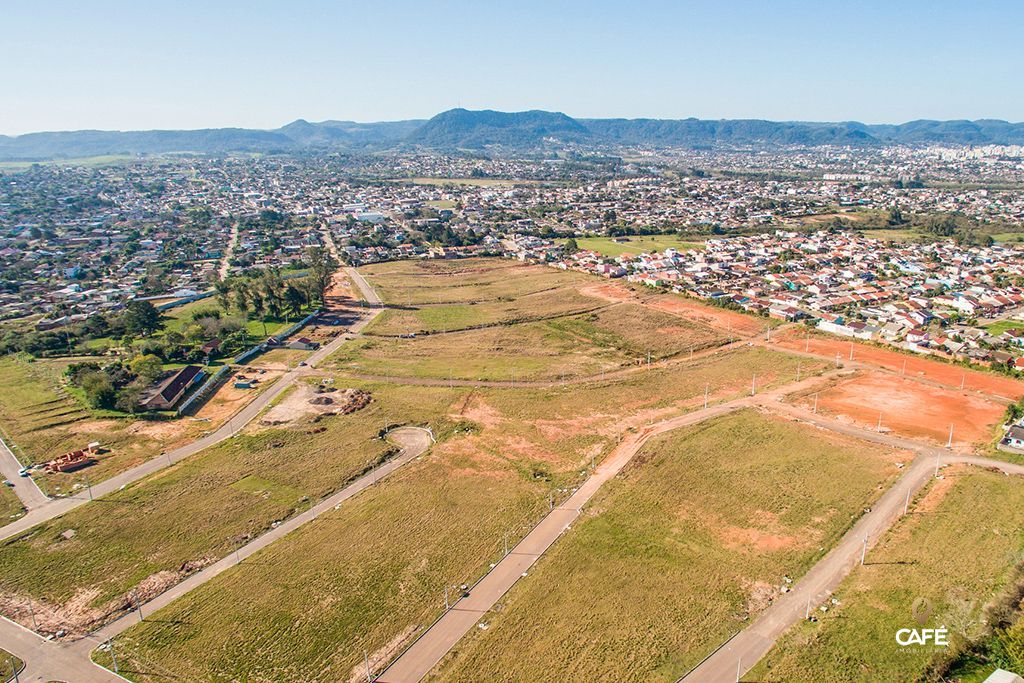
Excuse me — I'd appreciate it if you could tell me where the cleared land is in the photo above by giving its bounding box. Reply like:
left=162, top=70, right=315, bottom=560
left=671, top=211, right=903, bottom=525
left=365, top=286, right=607, bottom=336
left=751, top=467, right=1024, bottom=683
left=774, top=328, right=1024, bottom=400
left=101, top=348, right=820, bottom=682
left=334, top=303, right=726, bottom=381
left=568, top=235, right=705, bottom=257
left=0, top=382, right=457, bottom=636
left=792, top=371, right=1006, bottom=448
left=361, top=259, right=586, bottom=307
left=648, top=293, right=771, bottom=336
left=431, top=410, right=906, bottom=682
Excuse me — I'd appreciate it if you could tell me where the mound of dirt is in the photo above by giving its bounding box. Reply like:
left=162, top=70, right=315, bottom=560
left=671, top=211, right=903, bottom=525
left=261, top=384, right=372, bottom=426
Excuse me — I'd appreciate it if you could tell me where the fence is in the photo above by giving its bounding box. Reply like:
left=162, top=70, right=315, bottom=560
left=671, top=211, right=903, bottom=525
left=154, top=290, right=215, bottom=312
left=177, top=365, right=232, bottom=416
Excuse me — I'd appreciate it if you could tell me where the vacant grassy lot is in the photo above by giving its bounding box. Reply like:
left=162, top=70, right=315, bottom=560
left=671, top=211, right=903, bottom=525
left=160, top=298, right=291, bottom=339
left=334, top=322, right=628, bottom=381
left=986, top=319, right=1024, bottom=336
left=431, top=410, right=904, bottom=682
left=0, top=486, right=23, bottom=523
left=360, top=258, right=588, bottom=307
left=101, top=348, right=824, bottom=681
left=751, top=467, right=1024, bottom=683
left=0, top=357, right=191, bottom=493
left=338, top=303, right=728, bottom=381
left=568, top=235, right=705, bottom=257
left=365, top=285, right=607, bottom=336
left=0, top=382, right=460, bottom=634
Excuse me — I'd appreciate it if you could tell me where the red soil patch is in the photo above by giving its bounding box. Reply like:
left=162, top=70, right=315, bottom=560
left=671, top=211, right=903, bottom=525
left=807, top=372, right=1003, bottom=448
left=579, top=282, right=634, bottom=303
left=775, top=330, right=1024, bottom=400
left=647, top=295, right=764, bottom=336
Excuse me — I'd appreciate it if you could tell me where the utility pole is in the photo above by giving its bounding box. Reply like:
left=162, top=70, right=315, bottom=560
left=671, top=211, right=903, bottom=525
left=876, top=412, right=882, bottom=432
left=813, top=393, right=818, bottom=414
left=796, top=362, right=801, bottom=382
left=444, top=585, right=450, bottom=610
left=10, top=655, right=18, bottom=683
left=704, top=383, right=709, bottom=410
left=849, top=343, right=854, bottom=361
left=904, top=488, right=910, bottom=516
left=751, top=374, right=756, bottom=396
left=84, top=474, right=92, bottom=501
left=860, top=536, right=868, bottom=566
left=736, top=657, right=741, bottom=683
left=960, top=374, right=965, bottom=390
left=134, top=589, right=144, bottom=622
left=946, top=424, right=954, bottom=449
left=364, top=650, right=372, bottom=683
left=503, top=533, right=509, bottom=557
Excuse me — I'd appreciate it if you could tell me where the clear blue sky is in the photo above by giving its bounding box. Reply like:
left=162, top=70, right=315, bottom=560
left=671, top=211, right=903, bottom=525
left=3, top=0, right=1021, bottom=135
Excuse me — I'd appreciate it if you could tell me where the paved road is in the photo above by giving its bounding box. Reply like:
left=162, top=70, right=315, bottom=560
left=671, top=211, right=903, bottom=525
left=678, top=401, right=1024, bottom=683
left=346, top=265, right=383, bottom=305
left=377, top=385, right=1024, bottom=683
left=218, top=222, right=240, bottom=280
left=0, top=427, right=432, bottom=683
left=0, top=433, right=47, bottom=510
left=0, top=299, right=381, bottom=544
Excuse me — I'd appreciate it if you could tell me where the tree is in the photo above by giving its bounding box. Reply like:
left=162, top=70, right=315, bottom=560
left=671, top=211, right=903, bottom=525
left=129, top=354, right=164, bottom=384
left=284, top=284, right=305, bottom=318
left=306, top=247, right=338, bottom=304
left=563, top=237, right=579, bottom=255
left=213, top=278, right=232, bottom=310
left=78, top=370, right=116, bottom=409
left=122, top=301, right=162, bottom=336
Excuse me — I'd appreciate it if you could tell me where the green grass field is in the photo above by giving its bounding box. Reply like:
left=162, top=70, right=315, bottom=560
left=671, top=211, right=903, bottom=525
left=0, top=485, right=24, bottom=522
left=96, top=348, right=824, bottom=681
left=337, top=303, right=728, bottom=382
left=858, top=229, right=924, bottom=242
left=0, top=357, right=180, bottom=494
left=751, top=467, right=1024, bottom=683
left=0, top=382, right=460, bottom=634
left=986, top=320, right=1024, bottom=336
left=364, top=285, right=607, bottom=336
left=360, top=258, right=587, bottom=307
left=431, top=410, right=903, bottom=682
left=159, top=298, right=291, bottom=339
left=568, top=235, right=705, bottom=257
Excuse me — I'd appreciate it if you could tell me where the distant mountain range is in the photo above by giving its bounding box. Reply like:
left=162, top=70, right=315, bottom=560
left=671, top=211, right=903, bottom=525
left=2, top=109, right=1024, bottom=160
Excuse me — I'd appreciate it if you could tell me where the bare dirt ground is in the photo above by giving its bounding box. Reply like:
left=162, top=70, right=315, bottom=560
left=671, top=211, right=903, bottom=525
left=774, top=328, right=1024, bottom=400
left=793, top=371, right=1005, bottom=448
left=579, top=282, right=635, bottom=303
left=192, top=370, right=283, bottom=423
left=260, top=383, right=371, bottom=427
left=648, top=295, right=765, bottom=335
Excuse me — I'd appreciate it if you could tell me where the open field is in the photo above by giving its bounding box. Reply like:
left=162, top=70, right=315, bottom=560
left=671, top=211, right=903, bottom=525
left=0, top=357, right=166, bottom=494
left=0, top=356, right=274, bottom=494
left=986, top=319, right=1024, bottom=336
left=858, top=228, right=925, bottom=242
left=360, top=258, right=589, bottom=307
left=0, top=381, right=459, bottom=635
left=335, top=303, right=727, bottom=381
left=0, top=487, right=24, bottom=523
left=100, top=347, right=822, bottom=681
left=751, top=467, right=1024, bottom=683
left=791, top=371, right=1006, bottom=449
left=773, top=328, right=1024, bottom=400
left=364, top=286, right=607, bottom=336
left=568, top=235, right=705, bottom=257
left=648, top=293, right=771, bottom=335
left=159, top=298, right=292, bottom=339
left=244, top=347, right=312, bottom=370
left=431, top=410, right=907, bottom=682
left=0, top=649, right=22, bottom=678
